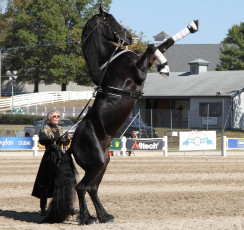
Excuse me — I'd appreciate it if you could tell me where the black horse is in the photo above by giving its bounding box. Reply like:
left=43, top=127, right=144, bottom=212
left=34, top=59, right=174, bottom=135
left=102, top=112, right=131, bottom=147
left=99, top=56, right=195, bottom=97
left=45, top=7, right=199, bottom=225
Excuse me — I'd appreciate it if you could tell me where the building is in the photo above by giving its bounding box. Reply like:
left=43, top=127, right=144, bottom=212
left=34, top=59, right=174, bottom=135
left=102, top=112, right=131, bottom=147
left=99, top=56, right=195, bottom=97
left=134, top=59, right=244, bottom=130
left=131, top=32, right=244, bottom=130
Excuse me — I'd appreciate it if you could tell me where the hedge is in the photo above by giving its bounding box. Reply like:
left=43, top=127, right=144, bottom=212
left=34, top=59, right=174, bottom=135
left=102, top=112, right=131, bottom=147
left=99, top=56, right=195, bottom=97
left=0, top=114, right=45, bottom=125
left=0, top=114, right=80, bottom=125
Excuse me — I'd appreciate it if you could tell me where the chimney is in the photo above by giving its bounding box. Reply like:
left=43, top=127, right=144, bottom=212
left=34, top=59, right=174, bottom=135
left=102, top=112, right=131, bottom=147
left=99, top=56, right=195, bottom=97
left=188, top=59, right=210, bottom=75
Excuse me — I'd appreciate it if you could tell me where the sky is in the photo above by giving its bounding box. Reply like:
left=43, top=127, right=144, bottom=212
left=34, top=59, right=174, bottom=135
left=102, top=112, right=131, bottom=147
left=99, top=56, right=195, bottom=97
left=110, top=0, right=244, bottom=44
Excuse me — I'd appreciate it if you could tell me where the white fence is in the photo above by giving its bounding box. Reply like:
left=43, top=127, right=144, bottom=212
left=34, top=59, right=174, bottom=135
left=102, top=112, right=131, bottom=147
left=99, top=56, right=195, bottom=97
left=0, top=91, right=93, bottom=112
left=20, top=105, right=87, bottom=117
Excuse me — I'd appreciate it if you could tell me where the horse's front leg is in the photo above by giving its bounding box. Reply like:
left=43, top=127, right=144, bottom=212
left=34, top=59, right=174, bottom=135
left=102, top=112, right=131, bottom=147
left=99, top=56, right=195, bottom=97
left=136, top=45, right=158, bottom=74
left=151, top=19, right=200, bottom=77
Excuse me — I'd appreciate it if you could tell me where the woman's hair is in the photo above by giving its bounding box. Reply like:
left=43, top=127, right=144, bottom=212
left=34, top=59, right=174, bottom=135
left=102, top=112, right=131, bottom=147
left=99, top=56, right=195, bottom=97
left=47, top=110, right=60, bottom=123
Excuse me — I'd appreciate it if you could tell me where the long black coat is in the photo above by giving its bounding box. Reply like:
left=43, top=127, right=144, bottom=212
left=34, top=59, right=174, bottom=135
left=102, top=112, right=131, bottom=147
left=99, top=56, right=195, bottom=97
left=31, top=124, right=70, bottom=198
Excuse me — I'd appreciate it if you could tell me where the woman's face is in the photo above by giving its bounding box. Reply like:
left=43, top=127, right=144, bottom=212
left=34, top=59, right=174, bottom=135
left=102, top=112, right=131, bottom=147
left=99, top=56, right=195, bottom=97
left=49, top=112, right=60, bottom=126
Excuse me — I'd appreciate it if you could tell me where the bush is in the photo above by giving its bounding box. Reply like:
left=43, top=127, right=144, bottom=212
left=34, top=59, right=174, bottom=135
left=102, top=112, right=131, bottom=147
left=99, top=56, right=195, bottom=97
left=0, top=114, right=45, bottom=125
left=0, top=114, right=82, bottom=125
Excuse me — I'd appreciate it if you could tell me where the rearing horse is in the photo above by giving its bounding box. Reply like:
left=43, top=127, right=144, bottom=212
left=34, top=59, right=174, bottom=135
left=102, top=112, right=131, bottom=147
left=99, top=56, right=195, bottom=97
left=45, top=6, right=199, bottom=225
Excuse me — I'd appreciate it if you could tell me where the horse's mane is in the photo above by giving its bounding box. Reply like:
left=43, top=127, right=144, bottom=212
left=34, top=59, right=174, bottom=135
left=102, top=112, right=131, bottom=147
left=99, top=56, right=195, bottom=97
left=82, top=15, right=100, bottom=45
left=82, top=15, right=103, bottom=85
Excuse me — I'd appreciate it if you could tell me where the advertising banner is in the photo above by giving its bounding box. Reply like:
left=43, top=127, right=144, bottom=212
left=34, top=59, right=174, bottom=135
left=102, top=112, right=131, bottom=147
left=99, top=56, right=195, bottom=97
left=228, top=138, right=244, bottom=149
left=126, top=139, right=163, bottom=151
left=179, top=131, right=216, bottom=151
left=0, top=137, right=33, bottom=150
left=109, top=138, right=121, bottom=150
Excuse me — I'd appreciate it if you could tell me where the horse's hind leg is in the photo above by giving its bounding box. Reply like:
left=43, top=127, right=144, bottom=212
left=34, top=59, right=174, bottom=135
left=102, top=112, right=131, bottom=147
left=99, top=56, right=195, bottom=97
left=76, top=171, right=99, bottom=225
left=87, top=162, right=114, bottom=223
left=76, top=163, right=113, bottom=224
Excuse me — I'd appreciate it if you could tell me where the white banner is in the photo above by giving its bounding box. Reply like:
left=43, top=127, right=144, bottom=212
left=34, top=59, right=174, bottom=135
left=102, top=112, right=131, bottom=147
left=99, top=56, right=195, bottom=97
left=179, top=130, right=216, bottom=151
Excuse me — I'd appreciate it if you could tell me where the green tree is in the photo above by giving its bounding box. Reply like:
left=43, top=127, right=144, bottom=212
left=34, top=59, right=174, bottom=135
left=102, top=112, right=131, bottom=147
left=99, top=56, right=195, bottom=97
left=216, top=22, right=244, bottom=71
left=0, top=0, right=111, bottom=92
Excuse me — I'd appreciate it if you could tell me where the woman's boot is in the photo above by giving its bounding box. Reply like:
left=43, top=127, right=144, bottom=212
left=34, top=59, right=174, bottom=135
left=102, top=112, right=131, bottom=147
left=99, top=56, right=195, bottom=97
left=40, top=197, right=47, bottom=216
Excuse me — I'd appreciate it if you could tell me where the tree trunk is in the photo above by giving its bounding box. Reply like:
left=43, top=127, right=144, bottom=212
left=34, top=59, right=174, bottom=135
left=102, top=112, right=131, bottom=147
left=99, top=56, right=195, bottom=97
left=34, top=81, right=39, bottom=92
left=61, top=83, right=67, bottom=91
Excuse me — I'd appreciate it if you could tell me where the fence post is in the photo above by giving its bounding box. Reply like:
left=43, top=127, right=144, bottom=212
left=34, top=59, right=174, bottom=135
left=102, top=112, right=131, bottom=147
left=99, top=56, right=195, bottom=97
left=73, top=107, right=75, bottom=117
left=163, top=136, right=168, bottom=157
left=33, top=135, right=39, bottom=156
left=63, top=107, right=65, bottom=118
left=121, top=136, right=127, bottom=156
left=222, top=136, right=227, bottom=157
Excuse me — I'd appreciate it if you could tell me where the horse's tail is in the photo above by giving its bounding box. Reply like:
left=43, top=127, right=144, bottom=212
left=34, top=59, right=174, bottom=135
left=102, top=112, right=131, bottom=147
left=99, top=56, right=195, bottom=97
left=45, top=149, right=78, bottom=223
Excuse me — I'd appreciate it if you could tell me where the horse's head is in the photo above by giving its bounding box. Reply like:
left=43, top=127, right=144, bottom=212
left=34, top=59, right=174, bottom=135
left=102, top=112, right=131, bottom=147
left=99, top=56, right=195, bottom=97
left=98, top=6, right=132, bottom=46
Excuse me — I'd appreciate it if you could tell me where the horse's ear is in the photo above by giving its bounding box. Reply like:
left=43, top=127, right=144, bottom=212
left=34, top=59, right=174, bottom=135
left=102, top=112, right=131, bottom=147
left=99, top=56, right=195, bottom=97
left=99, top=5, right=105, bottom=16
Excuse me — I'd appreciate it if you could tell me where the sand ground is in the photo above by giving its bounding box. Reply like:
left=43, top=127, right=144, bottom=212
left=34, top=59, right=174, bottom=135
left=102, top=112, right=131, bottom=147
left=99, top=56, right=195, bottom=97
left=1, top=151, right=244, bottom=230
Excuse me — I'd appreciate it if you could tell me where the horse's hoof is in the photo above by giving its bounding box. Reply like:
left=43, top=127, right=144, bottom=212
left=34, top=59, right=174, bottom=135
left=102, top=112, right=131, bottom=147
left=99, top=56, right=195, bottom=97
left=99, top=213, right=114, bottom=223
left=187, top=19, right=199, bottom=33
left=78, top=215, right=97, bottom=225
left=158, top=64, right=170, bottom=78
left=105, top=218, right=114, bottom=223
left=86, top=216, right=97, bottom=225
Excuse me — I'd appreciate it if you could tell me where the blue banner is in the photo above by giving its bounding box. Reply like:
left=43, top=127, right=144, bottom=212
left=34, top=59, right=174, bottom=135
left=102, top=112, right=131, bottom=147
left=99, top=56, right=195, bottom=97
left=228, top=138, right=244, bottom=149
left=0, top=137, right=33, bottom=150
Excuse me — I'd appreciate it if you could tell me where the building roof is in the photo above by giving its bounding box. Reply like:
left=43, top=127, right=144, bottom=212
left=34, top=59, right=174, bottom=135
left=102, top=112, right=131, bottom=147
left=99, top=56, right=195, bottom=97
left=188, top=59, right=210, bottom=65
left=158, top=44, right=223, bottom=72
left=153, top=31, right=170, bottom=41
left=144, top=70, right=244, bottom=98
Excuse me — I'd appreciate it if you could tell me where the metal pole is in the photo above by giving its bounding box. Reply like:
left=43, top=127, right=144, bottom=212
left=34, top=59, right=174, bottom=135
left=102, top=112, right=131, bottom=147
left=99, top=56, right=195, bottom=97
left=222, top=136, right=227, bottom=157
left=207, top=104, right=209, bottom=130
left=0, top=49, right=1, bottom=98
left=170, top=109, right=172, bottom=129
left=139, top=109, right=141, bottom=138
left=188, top=109, right=190, bottom=129
left=151, top=109, right=153, bottom=137
left=11, top=81, right=14, bottom=110
left=163, top=136, right=168, bottom=157
left=222, top=98, right=225, bottom=136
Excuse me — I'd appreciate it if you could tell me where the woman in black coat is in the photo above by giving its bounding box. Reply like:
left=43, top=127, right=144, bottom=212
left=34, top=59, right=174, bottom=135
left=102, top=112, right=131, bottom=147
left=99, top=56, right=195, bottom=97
left=31, top=110, right=71, bottom=216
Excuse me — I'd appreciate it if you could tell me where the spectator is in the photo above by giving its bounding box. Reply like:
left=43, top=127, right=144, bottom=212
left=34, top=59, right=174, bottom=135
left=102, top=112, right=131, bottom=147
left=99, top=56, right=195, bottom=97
left=127, top=131, right=138, bottom=156
left=31, top=110, right=72, bottom=216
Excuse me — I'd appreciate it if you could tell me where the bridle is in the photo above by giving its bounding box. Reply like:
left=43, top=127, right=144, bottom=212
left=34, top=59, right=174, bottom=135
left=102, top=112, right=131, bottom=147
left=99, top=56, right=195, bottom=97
left=82, top=15, right=142, bottom=100
left=82, top=16, right=127, bottom=47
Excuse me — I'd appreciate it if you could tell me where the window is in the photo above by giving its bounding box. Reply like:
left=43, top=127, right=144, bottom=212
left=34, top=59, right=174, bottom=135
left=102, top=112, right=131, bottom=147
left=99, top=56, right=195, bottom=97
left=199, top=103, right=222, bottom=117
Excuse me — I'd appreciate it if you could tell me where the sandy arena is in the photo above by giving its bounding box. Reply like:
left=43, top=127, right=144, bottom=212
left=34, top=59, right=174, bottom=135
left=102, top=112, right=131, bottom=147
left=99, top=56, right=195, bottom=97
left=1, top=151, right=244, bottom=230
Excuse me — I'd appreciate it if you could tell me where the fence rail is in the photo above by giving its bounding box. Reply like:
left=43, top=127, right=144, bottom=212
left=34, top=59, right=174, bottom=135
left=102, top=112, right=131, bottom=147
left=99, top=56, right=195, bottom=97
left=20, top=105, right=87, bottom=117
left=0, top=91, right=93, bottom=112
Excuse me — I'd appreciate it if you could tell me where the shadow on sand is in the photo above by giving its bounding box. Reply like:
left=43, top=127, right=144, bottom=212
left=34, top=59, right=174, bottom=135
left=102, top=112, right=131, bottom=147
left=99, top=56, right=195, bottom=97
left=0, top=209, right=43, bottom=224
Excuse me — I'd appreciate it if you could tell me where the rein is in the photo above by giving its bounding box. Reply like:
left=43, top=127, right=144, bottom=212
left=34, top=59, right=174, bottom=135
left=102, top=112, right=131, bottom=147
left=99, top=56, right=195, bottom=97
left=99, top=50, right=136, bottom=70
left=58, top=44, right=120, bottom=142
